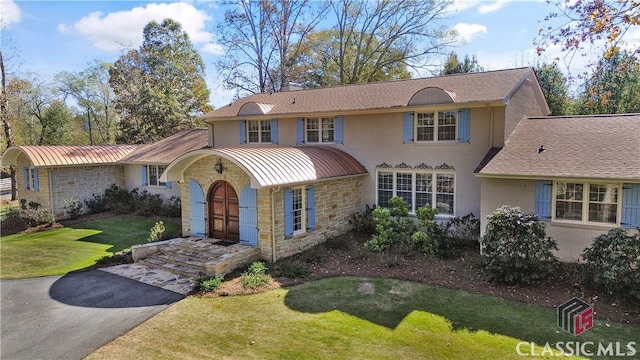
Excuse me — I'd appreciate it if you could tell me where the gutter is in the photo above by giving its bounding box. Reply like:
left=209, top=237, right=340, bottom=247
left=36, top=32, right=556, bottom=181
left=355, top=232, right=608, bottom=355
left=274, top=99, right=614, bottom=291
left=270, top=186, right=282, bottom=263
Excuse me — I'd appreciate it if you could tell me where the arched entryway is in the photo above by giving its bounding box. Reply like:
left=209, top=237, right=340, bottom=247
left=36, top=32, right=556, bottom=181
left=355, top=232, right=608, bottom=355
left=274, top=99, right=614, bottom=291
left=208, top=180, right=240, bottom=242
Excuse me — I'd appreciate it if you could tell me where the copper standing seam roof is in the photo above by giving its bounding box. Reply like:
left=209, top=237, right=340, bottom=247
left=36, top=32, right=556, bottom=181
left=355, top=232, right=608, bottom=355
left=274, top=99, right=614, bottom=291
left=162, top=146, right=368, bottom=188
left=0, top=145, right=138, bottom=167
left=477, top=113, right=640, bottom=181
left=204, top=67, right=541, bottom=119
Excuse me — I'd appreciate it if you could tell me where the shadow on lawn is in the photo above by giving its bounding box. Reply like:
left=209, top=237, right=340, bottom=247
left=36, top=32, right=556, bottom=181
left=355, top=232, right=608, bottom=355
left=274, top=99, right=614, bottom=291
left=283, top=277, right=617, bottom=346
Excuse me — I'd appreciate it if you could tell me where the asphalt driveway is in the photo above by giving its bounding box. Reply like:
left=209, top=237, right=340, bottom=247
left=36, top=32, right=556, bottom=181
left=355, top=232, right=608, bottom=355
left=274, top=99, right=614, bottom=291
left=1, top=270, right=184, bottom=360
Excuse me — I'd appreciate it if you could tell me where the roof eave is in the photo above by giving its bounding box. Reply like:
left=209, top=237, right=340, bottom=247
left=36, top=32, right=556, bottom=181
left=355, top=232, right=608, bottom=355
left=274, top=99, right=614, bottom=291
left=475, top=172, right=640, bottom=183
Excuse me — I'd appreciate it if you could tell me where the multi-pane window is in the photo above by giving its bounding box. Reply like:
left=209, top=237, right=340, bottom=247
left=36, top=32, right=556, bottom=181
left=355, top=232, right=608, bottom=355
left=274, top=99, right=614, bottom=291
left=415, top=111, right=457, bottom=142
left=247, top=120, right=271, bottom=143
left=377, top=170, right=455, bottom=215
left=147, top=165, right=167, bottom=187
left=292, top=188, right=303, bottom=232
left=555, top=181, right=618, bottom=224
left=306, top=117, right=335, bottom=143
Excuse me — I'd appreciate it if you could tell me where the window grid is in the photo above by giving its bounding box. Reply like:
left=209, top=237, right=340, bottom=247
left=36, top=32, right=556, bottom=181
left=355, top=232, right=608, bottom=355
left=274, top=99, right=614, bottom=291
left=306, top=117, right=335, bottom=143
left=555, top=182, right=584, bottom=221
left=588, top=184, right=618, bottom=223
left=416, top=113, right=434, bottom=141
left=247, top=120, right=271, bottom=143
left=438, top=111, right=457, bottom=141
left=292, top=188, right=303, bottom=232
left=376, top=170, right=454, bottom=215
left=415, top=111, right=457, bottom=142
left=148, top=165, right=167, bottom=187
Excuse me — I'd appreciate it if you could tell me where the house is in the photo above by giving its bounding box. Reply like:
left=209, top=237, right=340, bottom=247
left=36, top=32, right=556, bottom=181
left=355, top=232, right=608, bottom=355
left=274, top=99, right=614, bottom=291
left=476, top=113, right=640, bottom=261
left=0, top=129, right=208, bottom=219
left=161, top=67, right=550, bottom=262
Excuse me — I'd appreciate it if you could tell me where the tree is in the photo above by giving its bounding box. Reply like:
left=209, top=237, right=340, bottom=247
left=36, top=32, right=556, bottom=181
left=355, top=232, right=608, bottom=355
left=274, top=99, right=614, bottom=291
left=534, top=62, right=571, bottom=115
left=217, top=0, right=327, bottom=94
left=536, top=1, right=640, bottom=68
left=110, top=19, right=211, bottom=144
left=38, top=101, right=74, bottom=145
left=575, top=50, right=640, bottom=114
left=441, top=52, right=484, bottom=75
left=290, top=29, right=411, bottom=88
left=1, top=47, right=17, bottom=199
left=327, top=0, right=456, bottom=85
left=56, top=61, right=117, bottom=144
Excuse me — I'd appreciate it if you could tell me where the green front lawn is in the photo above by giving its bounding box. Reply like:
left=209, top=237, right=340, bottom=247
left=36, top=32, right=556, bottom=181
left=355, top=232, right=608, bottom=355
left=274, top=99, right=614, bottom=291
left=0, top=217, right=180, bottom=279
left=86, top=277, right=639, bottom=360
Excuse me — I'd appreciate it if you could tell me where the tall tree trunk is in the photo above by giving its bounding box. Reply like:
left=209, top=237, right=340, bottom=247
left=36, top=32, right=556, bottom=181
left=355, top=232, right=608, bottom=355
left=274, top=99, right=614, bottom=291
left=0, top=49, right=17, bottom=200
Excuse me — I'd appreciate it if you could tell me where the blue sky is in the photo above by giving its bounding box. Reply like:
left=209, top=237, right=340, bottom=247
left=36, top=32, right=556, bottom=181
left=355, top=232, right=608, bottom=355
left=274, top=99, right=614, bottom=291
left=2, top=0, right=638, bottom=108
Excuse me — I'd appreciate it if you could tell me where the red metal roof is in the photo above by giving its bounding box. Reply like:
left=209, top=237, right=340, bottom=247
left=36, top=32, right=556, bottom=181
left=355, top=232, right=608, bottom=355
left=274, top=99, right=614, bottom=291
left=1, top=145, right=138, bottom=167
left=164, top=146, right=368, bottom=187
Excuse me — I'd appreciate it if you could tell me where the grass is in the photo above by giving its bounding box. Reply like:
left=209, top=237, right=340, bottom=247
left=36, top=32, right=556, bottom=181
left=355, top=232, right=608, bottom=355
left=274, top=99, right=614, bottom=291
left=86, top=277, right=639, bottom=360
left=0, top=217, right=180, bottom=279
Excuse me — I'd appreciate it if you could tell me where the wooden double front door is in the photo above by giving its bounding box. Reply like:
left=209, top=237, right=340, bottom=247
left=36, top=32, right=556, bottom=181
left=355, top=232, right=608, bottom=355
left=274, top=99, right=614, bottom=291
left=208, top=181, right=240, bottom=242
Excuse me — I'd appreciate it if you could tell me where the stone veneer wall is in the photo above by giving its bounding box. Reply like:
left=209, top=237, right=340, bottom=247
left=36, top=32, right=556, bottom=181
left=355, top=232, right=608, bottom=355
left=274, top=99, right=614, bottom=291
left=15, top=154, right=125, bottom=219
left=181, top=155, right=363, bottom=262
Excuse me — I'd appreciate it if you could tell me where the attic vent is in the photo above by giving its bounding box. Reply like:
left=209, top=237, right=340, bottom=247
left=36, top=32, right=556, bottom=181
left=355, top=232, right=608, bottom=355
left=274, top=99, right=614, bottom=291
left=408, top=87, right=455, bottom=106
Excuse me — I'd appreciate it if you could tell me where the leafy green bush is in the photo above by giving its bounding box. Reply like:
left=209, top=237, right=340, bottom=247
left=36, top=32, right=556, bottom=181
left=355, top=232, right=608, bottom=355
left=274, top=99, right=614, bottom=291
left=582, top=228, right=640, bottom=300
left=136, top=190, right=164, bottom=216
left=410, top=204, right=440, bottom=254
left=147, top=221, right=166, bottom=243
left=196, top=275, right=225, bottom=292
left=447, top=213, right=480, bottom=241
left=480, top=205, right=558, bottom=284
left=163, top=196, right=182, bottom=217
left=349, top=204, right=377, bottom=234
left=365, top=196, right=414, bottom=251
left=276, top=263, right=310, bottom=278
left=105, top=184, right=136, bottom=214
left=241, top=261, right=272, bottom=289
left=84, top=193, right=109, bottom=214
left=64, top=198, right=84, bottom=220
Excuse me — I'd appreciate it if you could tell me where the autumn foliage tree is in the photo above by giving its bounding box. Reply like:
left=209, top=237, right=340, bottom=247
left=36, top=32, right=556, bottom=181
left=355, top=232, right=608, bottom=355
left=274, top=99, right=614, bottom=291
left=110, top=19, right=211, bottom=144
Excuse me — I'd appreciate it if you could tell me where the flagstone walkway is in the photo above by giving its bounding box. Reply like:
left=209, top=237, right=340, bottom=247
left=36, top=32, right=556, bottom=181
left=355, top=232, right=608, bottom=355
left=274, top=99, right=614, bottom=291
left=99, top=264, right=195, bottom=295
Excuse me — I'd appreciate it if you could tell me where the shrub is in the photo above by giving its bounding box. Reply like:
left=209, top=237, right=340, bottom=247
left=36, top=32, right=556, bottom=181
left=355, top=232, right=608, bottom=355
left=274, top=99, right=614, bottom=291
left=324, top=236, right=351, bottom=251
left=95, top=248, right=132, bottom=266
left=163, top=196, right=182, bottom=217
left=147, top=221, right=166, bottom=243
left=104, top=184, right=136, bottom=214
left=349, top=204, right=377, bottom=234
left=276, top=263, right=310, bottom=278
left=241, top=261, right=272, bottom=289
left=410, top=204, right=440, bottom=254
left=480, top=205, right=558, bottom=284
left=582, top=228, right=640, bottom=300
left=196, top=275, right=225, bottom=292
left=84, top=193, right=109, bottom=214
left=63, top=198, right=84, bottom=220
left=365, top=196, right=414, bottom=251
left=447, top=213, right=480, bottom=241
left=136, top=190, right=164, bottom=216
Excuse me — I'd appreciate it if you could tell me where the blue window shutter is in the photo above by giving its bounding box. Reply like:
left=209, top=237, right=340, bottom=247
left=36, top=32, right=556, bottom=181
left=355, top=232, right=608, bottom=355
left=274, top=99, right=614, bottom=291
left=32, top=169, right=39, bottom=191
left=535, top=180, right=552, bottom=221
left=622, top=184, right=640, bottom=229
left=335, top=116, right=343, bottom=144
left=165, top=181, right=172, bottom=189
left=296, top=118, right=305, bottom=144
left=284, top=189, right=293, bottom=237
left=457, top=108, right=470, bottom=143
left=306, top=186, right=315, bottom=230
left=141, top=165, right=148, bottom=187
left=271, top=119, right=279, bottom=144
left=23, top=168, right=29, bottom=190
left=403, top=112, right=414, bottom=143
left=239, top=120, right=247, bottom=144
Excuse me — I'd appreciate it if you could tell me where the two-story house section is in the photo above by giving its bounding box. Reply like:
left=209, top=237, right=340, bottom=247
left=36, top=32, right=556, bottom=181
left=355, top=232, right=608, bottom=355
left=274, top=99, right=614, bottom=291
left=162, top=67, right=549, bottom=262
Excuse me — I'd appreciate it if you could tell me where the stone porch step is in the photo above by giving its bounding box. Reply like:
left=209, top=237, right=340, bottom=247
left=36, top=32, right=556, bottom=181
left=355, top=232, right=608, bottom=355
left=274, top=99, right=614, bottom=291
left=137, top=256, right=207, bottom=278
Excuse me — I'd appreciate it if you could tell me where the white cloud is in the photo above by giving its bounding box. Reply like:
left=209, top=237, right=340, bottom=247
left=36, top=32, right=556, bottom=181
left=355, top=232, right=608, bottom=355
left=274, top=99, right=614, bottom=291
left=0, top=0, right=21, bottom=28
left=453, top=23, right=488, bottom=43
left=478, top=0, right=512, bottom=14
left=58, top=2, right=214, bottom=52
left=201, top=42, right=224, bottom=55
left=446, top=0, right=482, bottom=13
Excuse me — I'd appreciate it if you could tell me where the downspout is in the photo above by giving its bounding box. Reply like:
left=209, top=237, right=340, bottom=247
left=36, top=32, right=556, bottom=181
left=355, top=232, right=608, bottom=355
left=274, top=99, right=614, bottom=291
left=270, top=186, right=282, bottom=263
left=48, top=167, right=54, bottom=219
left=486, top=104, right=494, bottom=147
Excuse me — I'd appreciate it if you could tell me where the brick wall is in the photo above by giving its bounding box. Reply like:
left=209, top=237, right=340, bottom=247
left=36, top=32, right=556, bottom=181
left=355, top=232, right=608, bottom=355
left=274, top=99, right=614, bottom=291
left=181, top=154, right=363, bottom=262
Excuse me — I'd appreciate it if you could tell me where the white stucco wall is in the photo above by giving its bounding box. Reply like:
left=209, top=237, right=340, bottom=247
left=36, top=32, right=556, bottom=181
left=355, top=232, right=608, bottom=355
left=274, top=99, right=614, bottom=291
left=123, top=164, right=182, bottom=200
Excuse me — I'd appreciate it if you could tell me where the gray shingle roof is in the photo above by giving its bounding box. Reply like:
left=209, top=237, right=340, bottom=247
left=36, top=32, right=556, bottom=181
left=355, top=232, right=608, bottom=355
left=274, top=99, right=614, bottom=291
left=478, top=113, right=640, bottom=180
left=205, top=67, right=534, bottom=119
left=120, top=129, right=209, bottom=164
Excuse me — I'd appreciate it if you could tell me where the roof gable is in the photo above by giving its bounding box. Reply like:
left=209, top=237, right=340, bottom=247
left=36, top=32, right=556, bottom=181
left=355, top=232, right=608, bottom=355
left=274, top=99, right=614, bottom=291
left=478, top=113, right=640, bottom=180
left=206, top=67, right=534, bottom=119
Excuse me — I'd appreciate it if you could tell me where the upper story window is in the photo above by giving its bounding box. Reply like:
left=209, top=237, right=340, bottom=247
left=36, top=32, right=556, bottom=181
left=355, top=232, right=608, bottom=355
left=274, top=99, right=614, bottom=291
left=404, top=109, right=469, bottom=144
left=306, top=117, right=335, bottom=143
left=296, top=116, right=343, bottom=144
left=376, top=168, right=455, bottom=215
left=240, top=119, right=278, bottom=145
left=247, top=120, right=272, bottom=143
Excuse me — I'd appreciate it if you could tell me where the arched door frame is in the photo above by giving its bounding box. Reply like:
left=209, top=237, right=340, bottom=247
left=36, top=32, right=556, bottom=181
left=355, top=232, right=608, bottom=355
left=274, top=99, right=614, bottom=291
left=208, top=180, right=240, bottom=242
